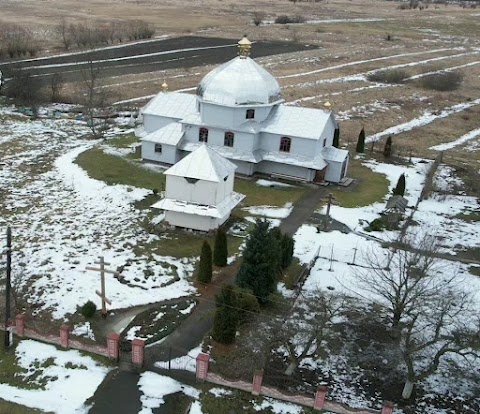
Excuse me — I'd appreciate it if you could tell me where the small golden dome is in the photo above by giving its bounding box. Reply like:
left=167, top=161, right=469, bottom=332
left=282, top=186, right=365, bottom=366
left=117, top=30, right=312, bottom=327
left=238, top=35, right=252, bottom=58
left=324, top=101, right=332, bottom=109
left=161, top=81, right=168, bottom=92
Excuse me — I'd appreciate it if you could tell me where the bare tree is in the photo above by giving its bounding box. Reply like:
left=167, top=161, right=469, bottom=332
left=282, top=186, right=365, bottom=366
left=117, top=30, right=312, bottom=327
left=78, top=56, right=110, bottom=138
left=3, top=69, right=44, bottom=116
left=57, top=19, right=72, bottom=50
left=355, top=234, right=480, bottom=399
left=50, top=73, right=64, bottom=102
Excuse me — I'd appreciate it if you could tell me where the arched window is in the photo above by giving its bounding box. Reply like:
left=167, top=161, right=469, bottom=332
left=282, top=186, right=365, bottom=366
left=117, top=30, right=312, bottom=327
left=246, top=109, right=255, bottom=119
left=279, top=137, right=291, bottom=152
left=199, top=127, right=208, bottom=142
left=224, top=131, right=234, bottom=147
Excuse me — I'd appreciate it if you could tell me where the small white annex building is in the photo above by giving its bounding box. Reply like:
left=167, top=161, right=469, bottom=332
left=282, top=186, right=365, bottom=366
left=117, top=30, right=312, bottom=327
left=152, top=145, right=245, bottom=231
left=138, top=36, right=349, bottom=183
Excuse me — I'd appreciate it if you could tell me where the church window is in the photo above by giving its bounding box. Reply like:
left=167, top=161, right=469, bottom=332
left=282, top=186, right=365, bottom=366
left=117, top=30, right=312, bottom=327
left=246, top=109, right=255, bottom=119
left=185, top=177, right=199, bottom=184
left=279, top=137, right=291, bottom=152
left=199, top=127, right=209, bottom=142
left=154, top=144, right=162, bottom=153
left=224, top=132, right=234, bottom=147
left=323, top=138, right=327, bottom=147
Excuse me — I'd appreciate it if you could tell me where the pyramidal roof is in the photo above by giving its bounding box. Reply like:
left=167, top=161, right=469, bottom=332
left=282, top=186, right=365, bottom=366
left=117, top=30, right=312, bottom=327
left=165, top=145, right=237, bottom=182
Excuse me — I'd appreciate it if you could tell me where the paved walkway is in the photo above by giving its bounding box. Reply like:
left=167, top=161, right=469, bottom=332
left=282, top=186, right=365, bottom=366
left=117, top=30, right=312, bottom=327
left=87, top=185, right=326, bottom=413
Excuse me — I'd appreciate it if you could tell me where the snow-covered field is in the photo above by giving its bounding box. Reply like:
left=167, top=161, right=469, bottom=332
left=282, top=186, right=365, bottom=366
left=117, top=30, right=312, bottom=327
left=0, top=339, right=111, bottom=414
left=0, top=107, right=195, bottom=319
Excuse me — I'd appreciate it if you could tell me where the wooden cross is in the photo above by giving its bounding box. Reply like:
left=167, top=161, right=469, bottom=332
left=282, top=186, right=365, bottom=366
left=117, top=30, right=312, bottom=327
left=323, top=193, right=337, bottom=231
left=86, top=256, right=118, bottom=318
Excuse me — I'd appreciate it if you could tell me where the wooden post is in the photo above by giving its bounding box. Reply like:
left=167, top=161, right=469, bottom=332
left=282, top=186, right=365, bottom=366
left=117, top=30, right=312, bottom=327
left=86, top=256, right=118, bottom=318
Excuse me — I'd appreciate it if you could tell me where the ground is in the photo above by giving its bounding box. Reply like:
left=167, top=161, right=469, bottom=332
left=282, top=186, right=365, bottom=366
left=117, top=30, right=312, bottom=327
left=1, top=0, right=480, bottom=412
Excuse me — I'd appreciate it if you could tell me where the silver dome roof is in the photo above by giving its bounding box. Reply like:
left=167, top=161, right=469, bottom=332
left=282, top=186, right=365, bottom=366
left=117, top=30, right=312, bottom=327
left=197, top=56, right=283, bottom=106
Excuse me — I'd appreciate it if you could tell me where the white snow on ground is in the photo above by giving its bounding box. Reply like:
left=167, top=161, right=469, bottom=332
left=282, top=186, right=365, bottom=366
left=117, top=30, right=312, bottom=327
left=125, top=325, right=142, bottom=340
left=253, top=397, right=303, bottom=413
left=180, top=302, right=196, bottom=315
left=155, top=345, right=202, bottom=372
left=430, top=127, right=480, bottom=151
left=189, top=401, right=204, bottom=413
left=243, top=203, right=293, bottom=219
left=0, top=114, right=195, bottom=319
left=367, top=98, right=480, bottom=142
left=209, top=387, right=233, bottom=397
left=71, top=322, right=95, bottom=340
left=138, top=372, right=199, bottom=414
left=256, top=179, right=294, bottom=188
left=0, top=339, right=111, bottom=414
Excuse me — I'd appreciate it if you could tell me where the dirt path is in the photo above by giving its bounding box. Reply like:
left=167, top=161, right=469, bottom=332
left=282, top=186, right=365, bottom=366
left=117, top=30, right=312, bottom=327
left=87, top=185, right=325, bottom=413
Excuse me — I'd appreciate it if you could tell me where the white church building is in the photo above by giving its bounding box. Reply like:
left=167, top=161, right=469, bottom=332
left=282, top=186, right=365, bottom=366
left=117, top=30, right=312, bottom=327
left=152, top=145, right=245, bottom=231
left=138, top=36, right=349, bottom=183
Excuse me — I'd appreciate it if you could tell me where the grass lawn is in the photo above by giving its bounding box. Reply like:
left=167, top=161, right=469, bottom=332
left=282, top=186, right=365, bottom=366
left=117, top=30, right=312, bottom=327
left=0, top=399, right=48, bottom=414
left=139, top=230, right=244, bottom=259
left=75, top=147, right=165, bottom=191
left=0, top=342, right=32, bottom=390
left=329, top=158, right=389, bottom=208
left=105, top=132, right=139, bottom=148
left=235, top=178, right=306, bottom=208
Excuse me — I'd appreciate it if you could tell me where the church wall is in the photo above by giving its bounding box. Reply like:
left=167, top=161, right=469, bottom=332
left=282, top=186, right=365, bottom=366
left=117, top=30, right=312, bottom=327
left=324, top=160, right=342, bottom=182
left=259, top=133, right=317, bottom=157
left=256, top=161, right=314, bottom=181
left=142, top=142, right=178, bottom=164
left=183, top=126, right=256, bottom=153
left=166, top=176, right=220, bottom=206
left=200, top=102, right=273, bottom=129
left=230, top=160, right=254, bottom=176
left=143, top=114, right=177, bottom=133
left=165, top=211, right=224, bottom=232
left=315, top=114, right=336, bottom=154
left=215, top=174, right=235, bottom=205
left=232, top=105, right=272, bottom=126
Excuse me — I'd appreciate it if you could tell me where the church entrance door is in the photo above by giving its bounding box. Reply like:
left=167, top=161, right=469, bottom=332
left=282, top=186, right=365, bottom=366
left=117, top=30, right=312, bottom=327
left=314, top=168, right=326, bottom=183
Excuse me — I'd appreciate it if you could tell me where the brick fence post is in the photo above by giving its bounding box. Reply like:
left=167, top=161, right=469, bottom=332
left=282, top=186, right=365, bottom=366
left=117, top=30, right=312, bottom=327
left=60, top=325, right=70, bottom=348
left=15, top=314, right=26, bottom=337
left=381, top=401, right=395, bottom=414
left=252, top=369, right=264, bottom=396
left=106, top=332, right=120, bottom=361
left=195, top=353, right=210, bottom=381
left=313, top=385, right=328, bottom=410
left=132, top=339, right=145, bottom=367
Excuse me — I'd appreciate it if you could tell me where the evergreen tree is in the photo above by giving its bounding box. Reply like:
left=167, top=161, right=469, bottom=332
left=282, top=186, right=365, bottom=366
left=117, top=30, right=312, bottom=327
left=383, top=136, right=393, bottom=158
left=236, top=219, right=281, bottom=304
left=393, top=173, right=406, bottom=196
left=212, top=284, right=238, bottom=344
left=197, top=241, right=212, bottom=284
left=356, top=127, right=366, bottom=153
left=333, top=127, right=340, bottom=148
left=213, top=228, right=228, bottom=267
left=280, top=233, right=295, bottom=269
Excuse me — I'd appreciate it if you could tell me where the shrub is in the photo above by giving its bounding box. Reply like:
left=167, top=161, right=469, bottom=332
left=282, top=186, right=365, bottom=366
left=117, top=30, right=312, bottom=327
left=253, top=12, right=265, bottom=26
left=274, top=15, right=305, bottom=24
left=212, top=285, right=238, bottom=344
left=383, top=136, right=393, bottom=158
left=356, top=127, right=366, bottom=153
left=213, top=229, right=228, bottom=267
left=419, top=71, right=463, bottom=91
left=367, top=69, right=408, bottom=84
left=81, top=300, right=97, bottom=318
left=365, top=217, right=387, bottom=232
left=197, top=241, right=213, bottom=284
left=393, top=173, right=406, bottom=197
left=233, top=287, right=260, bottom=325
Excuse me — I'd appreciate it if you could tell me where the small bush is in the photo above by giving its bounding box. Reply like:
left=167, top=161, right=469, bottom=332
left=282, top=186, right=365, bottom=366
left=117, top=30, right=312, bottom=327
left=81, top=300, right=97, bottom=318
left=274, top=15, right=305, bottom=24
left=419, top=71, right=463, bottom=91
left=365, top=217, right=387, bottom=232
left=253, top=12, right=265, bottom=26
left=367, top=69, right=408, bottom=84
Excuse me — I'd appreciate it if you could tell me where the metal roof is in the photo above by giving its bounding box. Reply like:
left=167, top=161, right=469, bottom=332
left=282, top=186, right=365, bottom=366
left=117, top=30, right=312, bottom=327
left=261, top=105, right=333, bottom=140
left=179, top=141, right=260, bottom=163
left=258, top=150, right=328, bottom=170
left=321, top=147, right=349, bottom=163
left=142, top=92, right=197, bottom=119
left=140, top=123, right=184, bottom=145
left=165, top=144, right=237, bottom=182
left=197, top=56, right=283, bottom=106
left=152, top=192, right=245, bottom=218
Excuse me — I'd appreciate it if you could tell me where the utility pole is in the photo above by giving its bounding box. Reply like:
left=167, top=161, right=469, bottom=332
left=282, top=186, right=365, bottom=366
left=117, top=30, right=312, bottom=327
left=4, top=226, right=12, bottom=349
left=86, top=256, right=117, bottom=318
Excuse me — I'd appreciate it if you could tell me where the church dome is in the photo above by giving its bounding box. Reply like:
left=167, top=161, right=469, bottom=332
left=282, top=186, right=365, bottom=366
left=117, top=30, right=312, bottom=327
left=197, top=38, right=283, bottom=106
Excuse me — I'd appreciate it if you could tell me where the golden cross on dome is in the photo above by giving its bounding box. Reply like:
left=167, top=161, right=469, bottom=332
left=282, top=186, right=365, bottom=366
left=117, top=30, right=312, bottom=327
left=238, top=35, right=252, bottom=58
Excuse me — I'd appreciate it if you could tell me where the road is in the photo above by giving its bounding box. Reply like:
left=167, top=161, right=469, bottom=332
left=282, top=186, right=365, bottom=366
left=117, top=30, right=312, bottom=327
left=0, top=36, right=316, bottom=85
